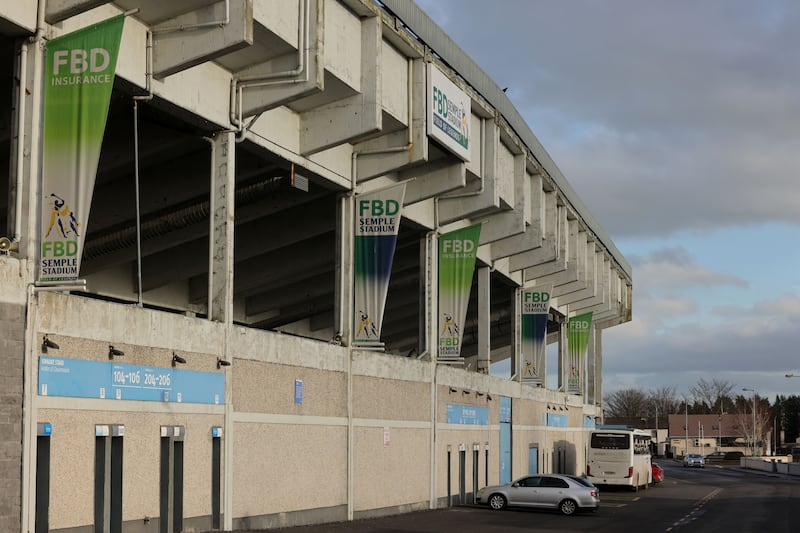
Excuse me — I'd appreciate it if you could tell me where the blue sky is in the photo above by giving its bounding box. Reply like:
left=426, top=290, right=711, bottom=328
left=413, top=0, right=800, bottom=402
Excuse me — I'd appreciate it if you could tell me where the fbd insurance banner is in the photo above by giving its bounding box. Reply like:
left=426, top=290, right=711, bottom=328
left=438, top=224, right=481, bottom=360
left=353, top=184, right=406, bottom=345
left=519, top=285, right=552, bottom=386
left=567, top=311, right=593, bottom=394
left=39, top=15, right=125, bottom=282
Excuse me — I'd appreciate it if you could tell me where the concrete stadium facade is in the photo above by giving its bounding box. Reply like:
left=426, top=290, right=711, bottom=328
left=0, top=1, right=632, bottom=532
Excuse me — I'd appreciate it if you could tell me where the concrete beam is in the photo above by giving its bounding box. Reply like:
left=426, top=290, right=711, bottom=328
left=209, top=132, right=236, bottom=322
left=508, top=189, right=556, bottom=271
left=508, top=192, right=561, bottom=271
left=353, top=59, right=428, bottom=182
left=478, top=153, right=527, bottom=244
left=402, top=159, right=466, bottom=205
left=45, top=0, right=111, bottom=24
left=525, top=207, right=568, bottom=279
left=153, top=0, right=254, bottom=79
left=558, top=253, right=609, bottom=308
left=438, top=119, right=501, bottom=223
left=299, top=16, right=382, bottom=155
left=490, top=173, right=543, bottom=260
left=524, top=215, right=575, bottom=280
left=238, top=0, right=324, bottom=115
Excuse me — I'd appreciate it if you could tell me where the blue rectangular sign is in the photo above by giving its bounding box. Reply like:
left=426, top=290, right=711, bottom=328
left=38, top=356, right=224, bottom=405
left=294, top=379, right=303, bottom=404
left=446, top=404, right=488, bottom=425
left=545, top=413, right=568, bottom=427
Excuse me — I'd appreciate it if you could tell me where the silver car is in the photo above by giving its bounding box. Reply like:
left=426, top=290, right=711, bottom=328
left=475, top=474, right=600, bottom=515
left=683, top=453, right=705, bottom=468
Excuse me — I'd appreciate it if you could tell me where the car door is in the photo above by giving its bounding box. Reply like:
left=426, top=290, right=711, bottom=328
left=537, top=476, right=570, bottom=508
left=505, top=476, right=542, bottom=507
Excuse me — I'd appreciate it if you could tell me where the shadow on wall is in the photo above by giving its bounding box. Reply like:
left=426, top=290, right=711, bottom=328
left=552, top=440, right=577, bottom=475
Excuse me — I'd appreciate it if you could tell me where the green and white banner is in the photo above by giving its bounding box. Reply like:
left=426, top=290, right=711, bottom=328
left=39, top=15, right=125, bottom=282
left=519, top=285, right=552, bottom=386
left=438, top=224, right=481, bottom=360
left=567, top=312, right=593, bottom=394
left=353, top=183, right=406, bottom=345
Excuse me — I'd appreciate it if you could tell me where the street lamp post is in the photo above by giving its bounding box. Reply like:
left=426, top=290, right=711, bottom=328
left=684, top=397, right=689, bottom=457
left=654, top=403, right=659, bottom=457
left=743, top=388, right=757, bottom=457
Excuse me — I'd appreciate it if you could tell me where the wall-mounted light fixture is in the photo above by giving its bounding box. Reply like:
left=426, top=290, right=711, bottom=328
left=449, top=387, right=457, bottom=394
left=216, top=358, right=231, bottom=369
left=476, top=392, right=485, bottom=397
left=172, top=353, right=187, bottom=366
left=462, top=390, right=471, bottom=395
left=108, top=345, right=125, bottom=359
left=487, top=394, right=493, bottom=401
left=42, top=335, right=59, bottom=353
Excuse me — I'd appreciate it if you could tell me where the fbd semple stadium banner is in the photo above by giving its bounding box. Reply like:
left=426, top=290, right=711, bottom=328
left=567, top=311, right=593, bottom=394
left=353, top=183, right=406, bottom=345
left=519, top=285, right=552, bottom=386
left=438, top=224, right=481, bottom=360
left=39, top=15, right=125, bottom=282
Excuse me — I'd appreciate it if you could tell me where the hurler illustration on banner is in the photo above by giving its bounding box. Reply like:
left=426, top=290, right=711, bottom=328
left=39, top=15, right=125, bottom=282
left=353, top=183, right=406, bottom=345
left=438, top=224, right=481, bottom=360
left=567, top=312, right=593, bottom=394
left=519, top=285, right=552, bottom=386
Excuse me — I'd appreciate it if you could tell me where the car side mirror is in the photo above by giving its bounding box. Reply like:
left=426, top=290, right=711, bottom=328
left=512, top=482, right=520, bottom=487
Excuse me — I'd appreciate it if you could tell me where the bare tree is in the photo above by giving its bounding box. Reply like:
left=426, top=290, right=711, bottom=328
left=648, top=386, right=679, bottom=416
left=690, top=378, right=735, bottom=413
left=604, top=388, right=649, bottom=418
left=735, top=394, right=773, bottom=455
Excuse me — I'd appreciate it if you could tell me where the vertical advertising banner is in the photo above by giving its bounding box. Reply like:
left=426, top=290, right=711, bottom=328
left=353, top=184, right=406, bottom=345
left=519, top=285, right=552, bottom=386
left=438, top=224, right=481, bottom=360
left=567, top=312, right=593, bottom=394
left=39, top=15, right=125, bottom=282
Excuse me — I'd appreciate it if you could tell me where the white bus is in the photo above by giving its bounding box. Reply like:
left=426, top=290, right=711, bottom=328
left=586, top=427, right=652, bottom=489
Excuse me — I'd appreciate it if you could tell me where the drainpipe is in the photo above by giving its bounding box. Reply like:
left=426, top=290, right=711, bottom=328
left=231, top=0, right=309, bottom=138
left=12, top=0, right=46, bottom=246
left=13, top=39, right=28, bottom=245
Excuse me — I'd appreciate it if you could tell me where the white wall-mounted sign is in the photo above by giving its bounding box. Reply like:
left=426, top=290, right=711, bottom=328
left=427, top=63, right=471, bottom=162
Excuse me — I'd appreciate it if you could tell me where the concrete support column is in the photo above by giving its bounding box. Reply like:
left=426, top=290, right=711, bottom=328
left=586, top=323, right=596, bottom=402
left=512, top=287, right=521, bottom=381
left=558, top=321, right=567, bottom=391
left=596, top=328, right=603, bottom=412
left=209, top=132, right=236, bottom=323
left=477, top=267, right=490, bottom=373
left=335, top=192, right=355, bottom=520
left=207, top=131, right=236, bottom=532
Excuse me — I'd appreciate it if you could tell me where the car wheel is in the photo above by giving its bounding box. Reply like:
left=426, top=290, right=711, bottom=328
left=559, top=499, right=578, bottom=516
left=488, top=493, right=507, bottom=510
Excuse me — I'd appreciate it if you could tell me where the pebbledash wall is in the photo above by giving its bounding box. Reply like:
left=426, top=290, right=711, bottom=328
left=22, top=291, right=597, bottom=532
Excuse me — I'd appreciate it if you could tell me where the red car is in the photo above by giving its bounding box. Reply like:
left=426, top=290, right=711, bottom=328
left=651, top=462, right=664, bottom=484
